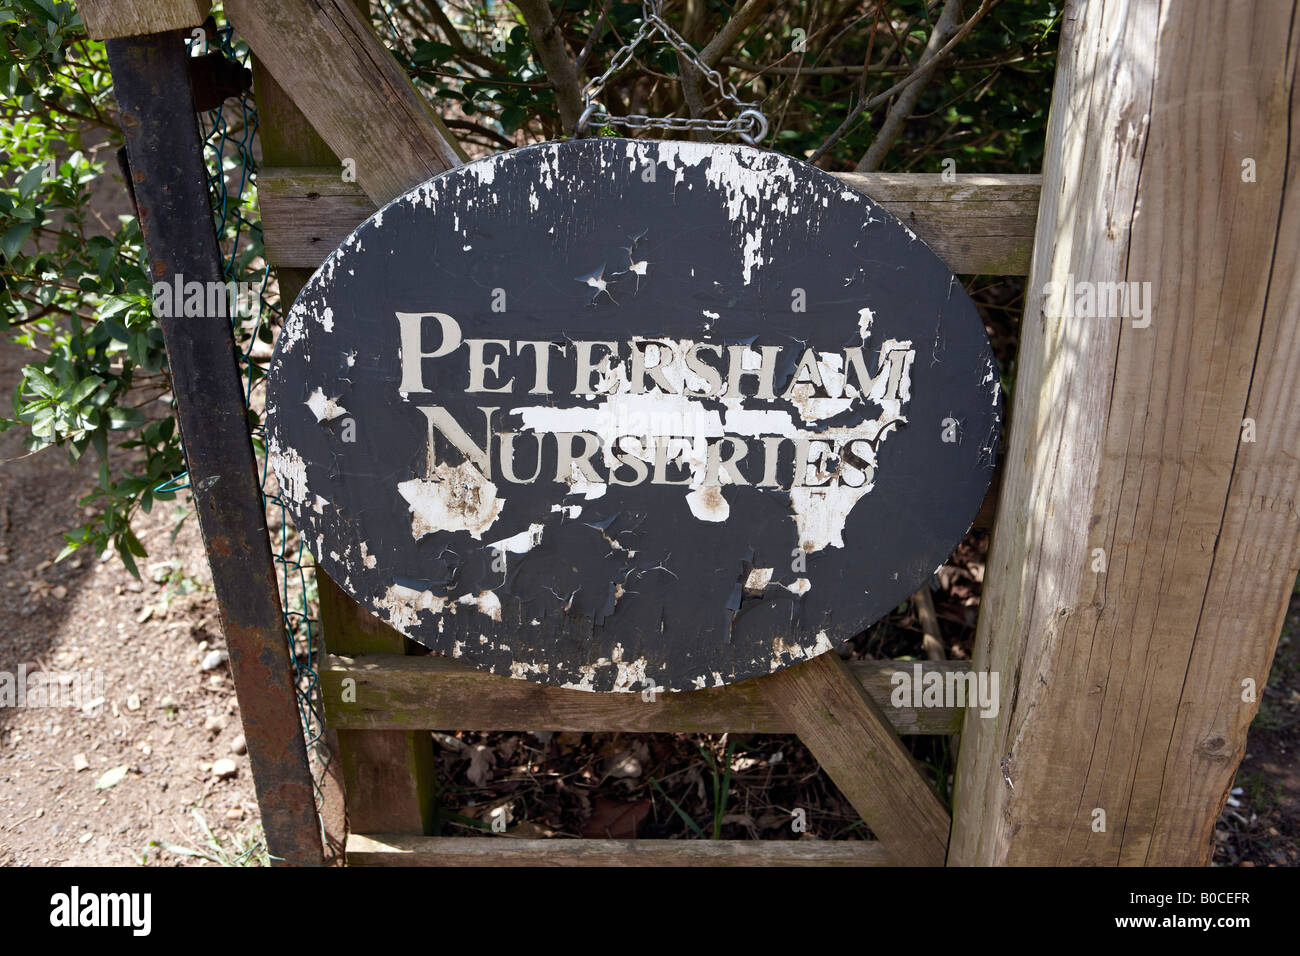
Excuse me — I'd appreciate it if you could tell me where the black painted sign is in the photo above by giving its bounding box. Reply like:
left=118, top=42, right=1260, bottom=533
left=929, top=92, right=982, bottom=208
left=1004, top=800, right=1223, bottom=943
left=265, top=139, right=1000, bottom=692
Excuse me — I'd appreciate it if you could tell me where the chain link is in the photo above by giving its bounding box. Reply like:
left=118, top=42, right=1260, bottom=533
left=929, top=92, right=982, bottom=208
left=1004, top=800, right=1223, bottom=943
left=576, top=0, right=768, bottom=145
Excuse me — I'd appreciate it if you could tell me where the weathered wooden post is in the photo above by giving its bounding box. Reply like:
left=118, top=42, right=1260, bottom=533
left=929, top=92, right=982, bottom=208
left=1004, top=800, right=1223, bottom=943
left=951, top=0, right=1300, bottom=865
left=101, top=21, right=323, bottom=865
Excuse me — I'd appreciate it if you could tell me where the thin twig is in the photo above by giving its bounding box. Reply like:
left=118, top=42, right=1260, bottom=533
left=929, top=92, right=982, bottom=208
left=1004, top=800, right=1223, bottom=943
left=575, top=0, right=614, bottom=73
left=913, top=585, right=947, bottom=662
left=807, top=0, right=993, bottom=166
left=856, top=0, right=965, bottom=172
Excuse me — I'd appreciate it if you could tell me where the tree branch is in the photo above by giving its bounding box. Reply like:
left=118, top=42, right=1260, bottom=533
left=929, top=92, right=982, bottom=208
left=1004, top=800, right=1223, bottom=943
left=513, top=0, right=585, bottom=134
left=679, top=0, right=772, bottom=126
left=808, top=0, right=992, bottom=167
left=575, top=0, right=614, bottom=74
left=719, top=53, right=1029, bottom=76
left=442, top=117, right=518, bottom=150
left=856, top=0, right=964, bottom=172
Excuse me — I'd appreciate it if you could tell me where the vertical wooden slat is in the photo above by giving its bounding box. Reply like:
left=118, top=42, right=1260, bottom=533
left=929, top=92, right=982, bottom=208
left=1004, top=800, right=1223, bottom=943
left=951, top=0, right=1300, bottom=866
left=251, top=56, right=353, bottom=862
left=318, top=574, right=438, bottom=835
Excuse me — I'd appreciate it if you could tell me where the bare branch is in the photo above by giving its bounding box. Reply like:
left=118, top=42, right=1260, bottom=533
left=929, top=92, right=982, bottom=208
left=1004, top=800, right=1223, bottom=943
left=575, top=0, right=614, bottom=73
left=808, top=0, right=992, bottom=167
left=680, top=0, right=772, bottom=125
left=442, top=117, right=518, bottom=149
left=856, top=0, right=963, bottom=172
left=719, top=53, right=1030, bottom=76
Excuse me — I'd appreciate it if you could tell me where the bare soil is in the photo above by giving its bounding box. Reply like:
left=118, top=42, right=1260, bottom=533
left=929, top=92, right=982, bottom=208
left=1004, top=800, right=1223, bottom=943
left=0, top=336, right=262, bottom=867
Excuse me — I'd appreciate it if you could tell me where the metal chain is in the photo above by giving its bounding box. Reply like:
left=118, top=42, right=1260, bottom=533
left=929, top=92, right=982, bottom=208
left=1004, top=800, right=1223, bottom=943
left=576, top=0, right=769, bottom=145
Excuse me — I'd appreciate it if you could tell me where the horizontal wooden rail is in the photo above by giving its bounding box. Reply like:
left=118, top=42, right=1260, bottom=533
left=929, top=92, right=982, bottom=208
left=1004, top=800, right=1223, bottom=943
left=79, top=0, right=209, bottom=41
left=322, top=653, right=972, bottom=734
left=346, top=833, right=889, bottom=866
left=259, top=167, right=1040, bottom=276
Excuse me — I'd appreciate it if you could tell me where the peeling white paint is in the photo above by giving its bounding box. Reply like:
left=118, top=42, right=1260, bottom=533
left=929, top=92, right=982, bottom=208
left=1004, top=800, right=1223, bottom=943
left=304, top=387, right=347, bottom=423
left=267, top=437, right=309, bottom=504
left=375, top=582, right=502, bottom=630
left=398, top=462, right=505, bottom=539
left=488, top=522, right=545, bottom=554
left=744, top=567, right=773, bottom=594
left=510, top=333, right=915, bottom=553
left=457, top=589, right=502, bottom=622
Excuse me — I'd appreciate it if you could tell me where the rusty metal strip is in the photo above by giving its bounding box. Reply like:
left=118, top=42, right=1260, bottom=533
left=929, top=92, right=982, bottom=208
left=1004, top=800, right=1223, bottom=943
left=105, top=30, right=322, bottom=866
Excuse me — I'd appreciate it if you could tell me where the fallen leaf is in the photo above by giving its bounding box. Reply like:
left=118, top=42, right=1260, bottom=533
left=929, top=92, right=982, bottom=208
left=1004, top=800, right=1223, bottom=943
left=605, top=751, right=643, bottom=779
left=581, top=798, right=652, bottom=839
left=93, top=765, right=129, bottom=790
left=465, top=744, right=495, bottom=787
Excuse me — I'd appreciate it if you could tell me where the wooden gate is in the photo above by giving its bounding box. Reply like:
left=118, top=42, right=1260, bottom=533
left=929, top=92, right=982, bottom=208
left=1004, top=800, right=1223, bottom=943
left=88, top=0, right=1300, bottom=866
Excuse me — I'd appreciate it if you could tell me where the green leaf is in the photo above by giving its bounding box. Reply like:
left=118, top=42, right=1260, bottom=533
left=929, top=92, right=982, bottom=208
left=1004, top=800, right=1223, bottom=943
left=63, top=374, right=103, bottom=406
left=116, top=539, right=140, bottom=579
left=17, top=163, right=45, bottom=197
left=121, top=526, right=148, bottom=557
left=500, top=105, right=527, bottom=134
left=1, top=221, right=34, bottom=260
left=106, top=406, right=144, bottom=429
left=23, top=366, right=57, bottom=397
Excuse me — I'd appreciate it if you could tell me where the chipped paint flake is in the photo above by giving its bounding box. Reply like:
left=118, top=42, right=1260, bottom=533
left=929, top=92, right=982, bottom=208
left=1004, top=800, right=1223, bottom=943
left=305, top=387, right=347, bottom=423
left=398, top=462, right=504, bottom=539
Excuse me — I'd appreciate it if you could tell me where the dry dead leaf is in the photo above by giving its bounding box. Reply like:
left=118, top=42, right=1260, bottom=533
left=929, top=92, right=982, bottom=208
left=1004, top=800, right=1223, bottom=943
left=465, top=744, right=496, bottom=787
left=581, top=798, right=652, bottom=839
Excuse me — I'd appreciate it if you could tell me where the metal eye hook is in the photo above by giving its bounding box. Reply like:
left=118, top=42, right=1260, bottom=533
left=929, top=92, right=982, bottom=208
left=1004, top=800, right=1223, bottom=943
left=575, top=100, right=602, bottom=139
left=737, top=109, right=769, bottom=146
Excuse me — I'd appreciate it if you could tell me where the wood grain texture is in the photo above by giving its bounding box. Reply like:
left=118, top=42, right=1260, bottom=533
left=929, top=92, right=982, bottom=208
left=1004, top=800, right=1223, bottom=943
left=838, top=172, right=1041, bottom=274
left=225, top=0, right=465, bottom=205
left=258, top=168, right=376, bottom=270
left=760, top=652, right=951, bottom=866
left=346, top=833, right=890, bottom=866
left=950, top=0, right=1300, bottom=866
left=78, top=0, right=209, bottom=40
left=256, top=167, right=1040, bottom=275
left=319, top=573, right=437, bottom=836
left=322, top=652, right=971, bottom=735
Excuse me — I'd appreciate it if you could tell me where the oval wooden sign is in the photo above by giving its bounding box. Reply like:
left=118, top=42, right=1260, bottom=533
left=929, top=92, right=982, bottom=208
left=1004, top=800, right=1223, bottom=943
left=266, top=139, right=1000, bottom=692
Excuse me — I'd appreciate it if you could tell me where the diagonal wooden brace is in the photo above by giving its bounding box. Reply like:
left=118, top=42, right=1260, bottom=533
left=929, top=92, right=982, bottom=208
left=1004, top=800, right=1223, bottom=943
left=760, top=651, right=951, bottom=865
left=224, top=0, right=465, bottom=205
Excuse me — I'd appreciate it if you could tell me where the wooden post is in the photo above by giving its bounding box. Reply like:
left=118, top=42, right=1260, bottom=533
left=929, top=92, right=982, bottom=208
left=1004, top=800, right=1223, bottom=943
left=79, top=0, right=210, bottom=41
left=950, top=0, right=1300, bottom=865
left=244, top=0, right=465, bottom=845
left=106, top=30, right=323, bottom=866
left=318, top=575, right=437, bottom=835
